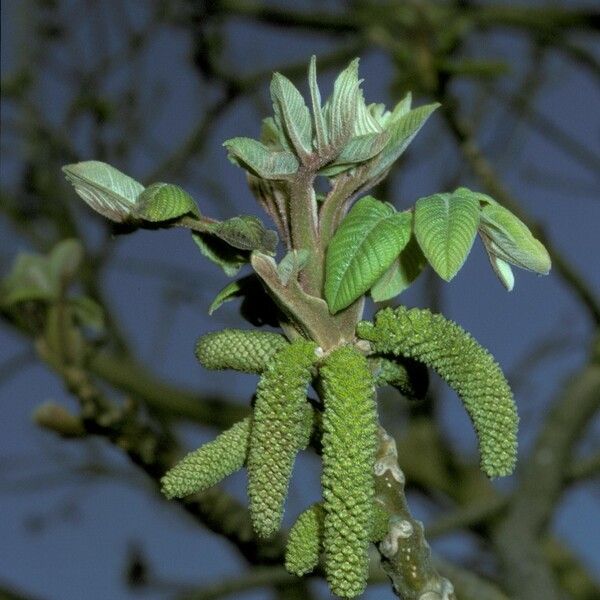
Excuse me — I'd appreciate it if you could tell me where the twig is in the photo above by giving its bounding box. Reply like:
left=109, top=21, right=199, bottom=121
left=374, top=427, right=456, bottom=600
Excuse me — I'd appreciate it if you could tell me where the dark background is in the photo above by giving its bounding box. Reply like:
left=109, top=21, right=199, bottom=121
left=1, top=1, right=599, bottom=599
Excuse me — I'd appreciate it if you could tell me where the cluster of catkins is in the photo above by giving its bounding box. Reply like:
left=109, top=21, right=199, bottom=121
left=161, top=306, right=517, bottom=598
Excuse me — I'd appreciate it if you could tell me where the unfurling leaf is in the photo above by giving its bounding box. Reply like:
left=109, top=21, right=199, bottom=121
left=414, top=188, right=480, bottom=281
left=487, top=253, right=515, bottom=292
left=277, top=249, right=310, bottom=285
left=357, top=307, right=518, bottom=477
left=368, top=103, right=439, bottom=179
left=211, top=216, right=278, bottom=254
left=49, top=239, right=84, bottom=282
left=223, top=137, right=299, bottom=179
left=133, top=182, right=199, bottom=222
left=325, top=197, right=412, bottom=313
left=191, top=232, right=247, bottom=276
left=1, top=239, right=84, bottom=307
left=320, top=346, right=377, bottom=598
left=480, top=202, right=551, bottom=275
left=208, top=279, right=247, bottom=315
left=70, top=296, right=105, bottom=331
left=62, top=161, right=144, bottom=222
left=270, top=73, right=313, bottom=156
left=370, top=234, right=427, bottom=301
left=325, top=59, right=360, bottom=148
left=308, top=56, right=327, bottom=150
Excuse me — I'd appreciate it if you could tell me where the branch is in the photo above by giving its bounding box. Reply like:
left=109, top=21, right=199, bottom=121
left=374, top=427, right=456, bottom=600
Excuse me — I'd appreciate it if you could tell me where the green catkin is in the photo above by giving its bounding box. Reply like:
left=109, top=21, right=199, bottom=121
left=160, top=417, right=251, bottom=499
left=247, top=339, right=318, bottom=537
left=286, top=503, right=324, bottom=576
left=161, top=405, right=315, bottom=499
left=320, top=346, right=378, bottom=598
left=285, top=502, right=389, bottom=577
left=369, top=356, right=429, bottom=401
left=357, top=306, right=518, bottom=477
left=195, top=329, right=288, bottom=373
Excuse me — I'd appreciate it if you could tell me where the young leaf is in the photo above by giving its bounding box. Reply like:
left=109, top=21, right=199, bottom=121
left=209, top=279, right=246, bottom=315
left=326, top=59, right=360, bottom=148
left=270, top=73, right=313, bottom=156
left=1, top=254, right=57, bottom=306
left=62, top=161, right=144, bottom=222
left=223, top=137, right=298, bottom=179
left=480, top=203, right=551, bottom=274
left=389, top=92, right=412, bottom=122
left=487, top=252, right=515, bottom=291
left=370, top=234, right=427, bottom=301
left=277, top=249, right=310, bottom=286
left=191, top=232, right=247, bottom=276
left=308, top=56, right=327, bottom=150
left=133, top=183, right=199, bottom=222
left=325, top=197, right=412, bottom=313
left=354, top=88, right=382, bottom=136
left=49, top=238, right=84, bottom=282
left=70, top=296, right=105, bottom=331
left=211, top=216, right=278, bottom=254
left=414, top=189, right=480, bottom=281
left=369, top=103, right=439, bottom=179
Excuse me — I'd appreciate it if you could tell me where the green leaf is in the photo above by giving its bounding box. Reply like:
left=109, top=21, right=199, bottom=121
left=209, top=278, right=246, bottom=315
left=370, top=234, right=427, bottom=301
left=270, top=72, right=313, bottom=155
left=337, top=132, right=390, bottom=165
left=354, top=89, right=382, bottom=136
left=308, top=56, right=327, bottom=149
left=1, top=254, right=57, bottom=307
left=389, top=92, right=413, bottom=122
left=486, top=252, right=515, bottom=291
left=211, top=216, right=278, bottom=254
left=414, top=189, right=480, bottom=281
left=369, top=103, right=439, bottom=179
left=223, top=137, right=298, bottom=179
left=49, top=239, right=84, bottom=283
left=480, top=203, right=551, bottom=274
left=70, top=296, right=105, bottom=331
left=62, top=161, right=144, bottom=222
left=325, top=59, right=360, bottom=147
left=277, top=249, right=310, bottom=285
left=325, top=197, right=412, bottom=313
left=133, top=183, right=199, bottom=222
left=191, top=232, right=247, bottom=277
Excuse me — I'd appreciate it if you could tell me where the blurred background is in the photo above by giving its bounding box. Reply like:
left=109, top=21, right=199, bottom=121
left=1, top=1, right=599, bottom=599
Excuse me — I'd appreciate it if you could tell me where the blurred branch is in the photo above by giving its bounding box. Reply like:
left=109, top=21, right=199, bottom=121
left=567, top=451, right=600, bottom=483
left=493, top=337, right=600, bottom=600
left=87, top=350, right=248, bottom=427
